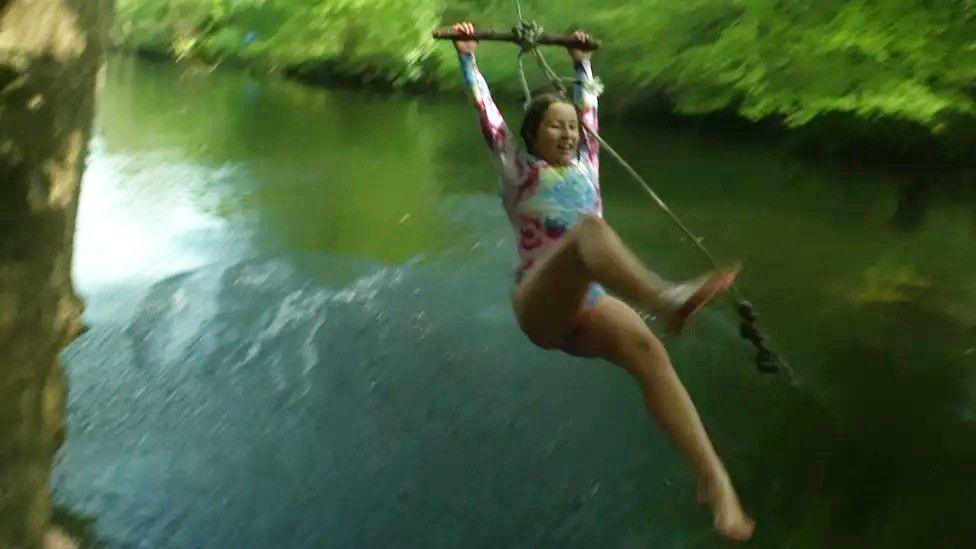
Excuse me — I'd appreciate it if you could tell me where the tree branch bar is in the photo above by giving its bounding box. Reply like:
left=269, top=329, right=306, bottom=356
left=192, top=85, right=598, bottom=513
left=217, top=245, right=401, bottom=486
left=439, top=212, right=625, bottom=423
left=431, top=27, right=601, bottom=51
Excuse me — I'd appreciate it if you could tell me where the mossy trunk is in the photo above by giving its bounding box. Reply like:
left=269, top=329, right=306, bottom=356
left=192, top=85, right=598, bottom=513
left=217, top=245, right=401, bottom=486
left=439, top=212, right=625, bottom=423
left=0, top=1, right=111, bottom=546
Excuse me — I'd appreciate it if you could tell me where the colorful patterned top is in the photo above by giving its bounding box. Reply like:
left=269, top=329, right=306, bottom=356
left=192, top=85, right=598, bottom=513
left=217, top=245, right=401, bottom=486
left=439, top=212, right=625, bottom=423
left=459, top=52, right=602, bottom=280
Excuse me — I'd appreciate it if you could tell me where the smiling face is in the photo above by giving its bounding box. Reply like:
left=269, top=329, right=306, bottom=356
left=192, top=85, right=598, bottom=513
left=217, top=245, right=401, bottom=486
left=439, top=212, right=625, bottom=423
left=532, top=102, right=580, bottom=166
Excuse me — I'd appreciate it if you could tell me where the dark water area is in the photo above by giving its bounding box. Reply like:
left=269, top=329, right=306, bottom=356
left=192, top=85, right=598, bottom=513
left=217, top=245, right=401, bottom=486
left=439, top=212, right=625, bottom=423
left=54, top=55, right=976, bottom=547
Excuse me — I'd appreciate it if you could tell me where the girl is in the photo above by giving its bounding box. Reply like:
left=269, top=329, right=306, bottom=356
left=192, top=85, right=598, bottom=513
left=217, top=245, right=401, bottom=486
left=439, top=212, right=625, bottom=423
left=451, top=22, right=755, bottom=541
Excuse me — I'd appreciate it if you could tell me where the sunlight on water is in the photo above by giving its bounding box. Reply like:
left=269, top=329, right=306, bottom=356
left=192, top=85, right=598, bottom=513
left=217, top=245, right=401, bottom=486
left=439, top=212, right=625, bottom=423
left=73, top=139, right=243, bottom=290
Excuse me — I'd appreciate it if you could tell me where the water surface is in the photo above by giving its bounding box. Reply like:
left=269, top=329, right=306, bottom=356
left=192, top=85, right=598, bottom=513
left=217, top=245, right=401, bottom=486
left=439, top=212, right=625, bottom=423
left=57, top=55, right=976, bottom=548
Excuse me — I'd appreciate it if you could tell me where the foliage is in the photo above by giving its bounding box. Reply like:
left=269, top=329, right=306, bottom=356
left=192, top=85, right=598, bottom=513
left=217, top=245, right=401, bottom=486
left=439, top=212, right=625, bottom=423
left=113, top=0, right=976, bottom=149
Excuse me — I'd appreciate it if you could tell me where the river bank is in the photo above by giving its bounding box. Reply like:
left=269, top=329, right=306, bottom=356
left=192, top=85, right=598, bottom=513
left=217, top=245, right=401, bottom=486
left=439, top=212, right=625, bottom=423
left=111, top=0, right=976, bottom=171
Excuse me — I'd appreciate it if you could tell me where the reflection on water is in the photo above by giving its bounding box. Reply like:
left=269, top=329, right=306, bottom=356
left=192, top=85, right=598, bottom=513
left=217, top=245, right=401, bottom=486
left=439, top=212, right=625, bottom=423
left=73, top=143, right=241, bottom=291
left=55, top=55, right=976, bottom=547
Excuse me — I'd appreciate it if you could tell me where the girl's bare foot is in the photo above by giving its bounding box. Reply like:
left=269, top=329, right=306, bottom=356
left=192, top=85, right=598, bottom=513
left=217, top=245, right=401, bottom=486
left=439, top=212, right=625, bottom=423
left=664, top=263, right=741, bottom=336
left=697, top=470, right=756, bottom=541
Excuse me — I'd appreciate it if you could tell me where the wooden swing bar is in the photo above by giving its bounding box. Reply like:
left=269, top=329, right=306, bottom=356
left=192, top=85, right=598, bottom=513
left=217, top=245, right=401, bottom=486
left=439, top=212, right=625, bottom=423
left=431, top=27, right=601, bottom=51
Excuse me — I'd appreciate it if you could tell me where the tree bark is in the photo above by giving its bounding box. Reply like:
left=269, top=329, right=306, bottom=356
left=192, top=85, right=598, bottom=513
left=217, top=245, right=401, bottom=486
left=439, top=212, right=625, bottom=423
left=0, top=1, right=111, bottom=546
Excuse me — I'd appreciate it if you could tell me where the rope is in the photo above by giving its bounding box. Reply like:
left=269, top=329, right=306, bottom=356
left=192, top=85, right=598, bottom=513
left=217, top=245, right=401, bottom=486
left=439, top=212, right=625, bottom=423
left=508, top=2, right=794, bottom=381
left=516, top=53, right=532, bottom=110
left=512, top=17, right=544, bottom=109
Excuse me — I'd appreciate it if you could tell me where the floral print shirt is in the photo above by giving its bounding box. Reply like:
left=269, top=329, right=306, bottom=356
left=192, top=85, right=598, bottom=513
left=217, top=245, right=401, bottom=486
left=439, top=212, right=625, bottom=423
left=459, top=52, right=601, bottom=278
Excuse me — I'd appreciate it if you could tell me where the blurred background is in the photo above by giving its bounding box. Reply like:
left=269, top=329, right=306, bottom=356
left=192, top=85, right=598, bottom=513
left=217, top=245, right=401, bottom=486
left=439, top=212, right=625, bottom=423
left=3, top=1, right=976, bottom=547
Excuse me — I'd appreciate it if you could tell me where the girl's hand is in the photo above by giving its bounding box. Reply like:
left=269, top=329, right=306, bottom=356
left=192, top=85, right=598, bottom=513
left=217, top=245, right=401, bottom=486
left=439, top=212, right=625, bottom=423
left=568, top=30, right=593, bottom=63
left=452, top=21, right=478, bottom=55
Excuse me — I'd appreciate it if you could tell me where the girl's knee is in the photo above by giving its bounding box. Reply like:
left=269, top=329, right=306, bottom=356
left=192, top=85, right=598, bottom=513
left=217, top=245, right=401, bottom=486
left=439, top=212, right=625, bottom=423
left=617, top=327, right=659, bottom=354
left=617, top=331, right=669, bottom=371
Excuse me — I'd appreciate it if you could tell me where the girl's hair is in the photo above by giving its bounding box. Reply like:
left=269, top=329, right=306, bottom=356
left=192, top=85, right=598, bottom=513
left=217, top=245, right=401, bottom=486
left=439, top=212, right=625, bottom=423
left=519, top=92, right=584, bottom=156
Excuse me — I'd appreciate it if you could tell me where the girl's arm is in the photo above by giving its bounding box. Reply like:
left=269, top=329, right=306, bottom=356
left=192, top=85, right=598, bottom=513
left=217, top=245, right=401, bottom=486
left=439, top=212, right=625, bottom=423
left=452, top=21, right=518, bottom=181
left=459, top=52, right=516, bottom=162
left=569, top=31, right=599, bottom=174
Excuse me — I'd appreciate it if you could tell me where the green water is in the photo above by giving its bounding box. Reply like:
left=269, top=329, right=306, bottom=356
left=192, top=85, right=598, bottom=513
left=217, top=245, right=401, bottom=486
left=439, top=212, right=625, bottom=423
left=56, top=55, right=976, bottom=547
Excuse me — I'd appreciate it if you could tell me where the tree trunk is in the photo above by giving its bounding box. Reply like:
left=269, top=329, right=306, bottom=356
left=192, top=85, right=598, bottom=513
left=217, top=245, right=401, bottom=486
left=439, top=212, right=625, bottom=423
left=0, top=1, right=111, bottom=546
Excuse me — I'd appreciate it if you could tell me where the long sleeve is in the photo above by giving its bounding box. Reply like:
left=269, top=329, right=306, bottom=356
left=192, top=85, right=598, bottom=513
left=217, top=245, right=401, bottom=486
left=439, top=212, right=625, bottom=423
left=572, top=59, right=599, bottom=176
left=459, top=53, right=519, bottom=183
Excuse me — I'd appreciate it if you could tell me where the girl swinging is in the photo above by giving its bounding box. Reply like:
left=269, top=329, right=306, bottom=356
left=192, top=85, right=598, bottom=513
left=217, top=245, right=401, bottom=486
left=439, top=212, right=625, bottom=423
left=451, top=21, right=755, bottom=541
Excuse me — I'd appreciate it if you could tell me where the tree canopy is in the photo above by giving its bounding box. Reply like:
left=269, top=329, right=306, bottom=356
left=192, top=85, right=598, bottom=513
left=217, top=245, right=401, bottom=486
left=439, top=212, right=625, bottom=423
left=114, top=0, right=976, bottom=153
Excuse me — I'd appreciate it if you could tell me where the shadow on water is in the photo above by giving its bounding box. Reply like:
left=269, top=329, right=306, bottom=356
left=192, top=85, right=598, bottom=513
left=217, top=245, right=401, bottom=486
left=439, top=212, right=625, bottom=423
left=891, top=176, right=935, bottom=233
left=729, top=302, right=976, bottom=547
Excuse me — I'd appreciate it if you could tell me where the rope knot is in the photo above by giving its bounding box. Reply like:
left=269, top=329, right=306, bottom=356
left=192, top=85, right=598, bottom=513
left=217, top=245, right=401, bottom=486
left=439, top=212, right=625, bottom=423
left=512, top=20, right=543, bottom=52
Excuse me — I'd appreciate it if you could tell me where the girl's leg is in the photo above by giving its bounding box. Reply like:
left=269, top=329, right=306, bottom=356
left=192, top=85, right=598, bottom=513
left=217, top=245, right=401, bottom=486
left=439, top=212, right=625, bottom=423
left=563, top=295, right=755, bottom=541
left=514, top=214, right=734, bottom=348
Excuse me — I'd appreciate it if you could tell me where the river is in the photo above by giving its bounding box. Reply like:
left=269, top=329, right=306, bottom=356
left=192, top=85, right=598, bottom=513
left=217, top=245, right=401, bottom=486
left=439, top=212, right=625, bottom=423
left=54, top=54, right=976, bottom=547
